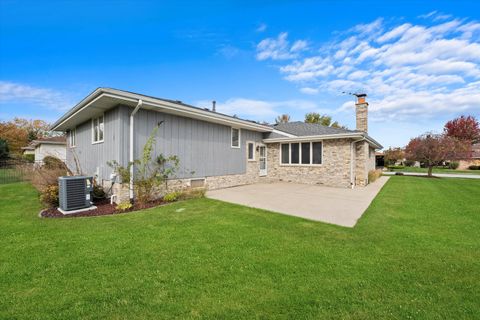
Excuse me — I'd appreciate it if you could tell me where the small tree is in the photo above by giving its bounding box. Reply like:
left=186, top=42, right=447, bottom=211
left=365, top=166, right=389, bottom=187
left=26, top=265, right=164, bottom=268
left=405, top=133, right=471, bottom=177
left=444, top=115, right=480, bottom=143
left=383, top=147, right=405, bottom=166
left=108, top=125, right=180, bottom=206
left=275, top=114, right=290, bottom=124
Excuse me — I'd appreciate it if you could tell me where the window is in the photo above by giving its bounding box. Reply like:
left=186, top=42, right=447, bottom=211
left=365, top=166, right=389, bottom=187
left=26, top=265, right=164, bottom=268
left=280, top=141, right=323, bottom=165
left=231, top=128, right=240, bottom=148
left=281, top=144, right=289, bottom=164
left=92, top=115, right=104, bottom=143
left=312, top=142, right=322, bottom=164
left=69, top=128, right=76, bottom=147
left=301, top=142, right=310, bottom=164
left=247, top=142, right=255, bottom=161
left=290, top=143, right=299, bottom=164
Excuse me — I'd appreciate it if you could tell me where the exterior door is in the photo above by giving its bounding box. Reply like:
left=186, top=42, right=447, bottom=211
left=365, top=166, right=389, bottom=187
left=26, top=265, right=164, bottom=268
left=259, top=145, right=267, bottom=176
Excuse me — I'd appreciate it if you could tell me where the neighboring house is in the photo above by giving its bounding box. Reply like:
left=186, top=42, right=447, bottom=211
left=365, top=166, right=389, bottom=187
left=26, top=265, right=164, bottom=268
left=22, top=137, right=67, bottom=165
left=51, top=88, right=382, bottom=203
left=458, top=143, right=480, bottom=169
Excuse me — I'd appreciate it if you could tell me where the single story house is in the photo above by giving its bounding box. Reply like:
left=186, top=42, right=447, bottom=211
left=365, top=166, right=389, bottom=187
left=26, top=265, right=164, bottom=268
left=51, top=88, right=382, bottom=203
left=458, top=142, right=480, bottom=169
left=22, top=136, right=67, bottom=165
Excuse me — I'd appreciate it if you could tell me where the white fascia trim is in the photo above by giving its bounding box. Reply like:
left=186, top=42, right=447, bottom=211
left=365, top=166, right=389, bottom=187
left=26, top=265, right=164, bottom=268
left=263, top=133, right=382, bottom=149
left=51, top=88, right=273, bottom=132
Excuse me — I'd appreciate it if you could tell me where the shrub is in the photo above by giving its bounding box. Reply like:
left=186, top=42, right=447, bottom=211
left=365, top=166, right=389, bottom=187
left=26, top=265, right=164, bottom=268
left=387, top=165, right=405, bottom=171
left=40, top=185, right=59, bottom=207
left=116, top=201, right=133, bottom=212
left=43, top=156, right=66, bottom=170
left=163, top=191, right=181, bottom=202
left=468, top=165, right=480, bottom=170
left=448, top=161, right=460, bottom=170
left=178, top=188, right=206, bottom=200
left=368, top=169, right=382, bottom=183
left=93, top=184, right=106, bottom=199
left=404, top=160, right=416, bottom=167
left=23, top=154, right=34, bottom=163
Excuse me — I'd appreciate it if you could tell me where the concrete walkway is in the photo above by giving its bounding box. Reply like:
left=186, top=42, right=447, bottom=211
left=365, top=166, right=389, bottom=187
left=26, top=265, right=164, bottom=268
left=207, top=176, right=390, bottom=228
left=382, top=171, right=480, bottom=179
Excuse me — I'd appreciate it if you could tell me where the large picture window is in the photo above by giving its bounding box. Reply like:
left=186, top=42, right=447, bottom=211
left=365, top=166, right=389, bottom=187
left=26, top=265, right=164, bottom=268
left=280, top=142, right=322, bottom=165
left=92, top=115, right=104, bottom=143
left=231, top=128, right=240, bottom=148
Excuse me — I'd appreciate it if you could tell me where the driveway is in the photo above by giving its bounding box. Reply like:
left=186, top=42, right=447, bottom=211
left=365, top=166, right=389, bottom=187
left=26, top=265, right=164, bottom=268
left=207, top=176, right=390, bottom=227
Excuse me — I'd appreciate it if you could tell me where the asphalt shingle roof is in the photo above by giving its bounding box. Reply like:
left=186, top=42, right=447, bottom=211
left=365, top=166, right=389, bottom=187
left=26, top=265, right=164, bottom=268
left=272, top=121, right=356, bottom=136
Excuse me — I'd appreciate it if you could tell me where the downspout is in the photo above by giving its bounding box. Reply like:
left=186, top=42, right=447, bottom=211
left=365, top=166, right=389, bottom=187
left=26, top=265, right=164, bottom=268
left=129, top=99, right=143, bottom=202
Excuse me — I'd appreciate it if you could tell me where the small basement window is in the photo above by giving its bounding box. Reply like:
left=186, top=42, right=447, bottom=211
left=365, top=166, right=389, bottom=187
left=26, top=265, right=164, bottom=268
left=231, top=128, right=240, bottom=148
left=247, top=142, right=255, bottom=161
left=190, top=178, right=205, bottom=188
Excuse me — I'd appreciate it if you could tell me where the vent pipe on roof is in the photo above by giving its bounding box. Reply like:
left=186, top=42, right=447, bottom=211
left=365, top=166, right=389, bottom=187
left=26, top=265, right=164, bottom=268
left=212, top=100, right=216, bottom=112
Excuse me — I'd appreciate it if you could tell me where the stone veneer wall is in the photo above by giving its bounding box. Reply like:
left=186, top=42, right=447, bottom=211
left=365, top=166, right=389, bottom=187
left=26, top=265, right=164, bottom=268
left=265, top=140, right=353, bottom=188
left=355, top=141, right=369, bottom=186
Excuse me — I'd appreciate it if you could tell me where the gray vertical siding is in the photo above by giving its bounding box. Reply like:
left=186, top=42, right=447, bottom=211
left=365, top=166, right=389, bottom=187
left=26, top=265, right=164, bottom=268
left=67, top=105, right=264, bottom=182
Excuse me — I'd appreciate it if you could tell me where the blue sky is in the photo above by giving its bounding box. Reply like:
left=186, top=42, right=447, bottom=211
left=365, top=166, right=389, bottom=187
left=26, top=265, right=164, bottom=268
left=1, top=0, right=479, bottom=148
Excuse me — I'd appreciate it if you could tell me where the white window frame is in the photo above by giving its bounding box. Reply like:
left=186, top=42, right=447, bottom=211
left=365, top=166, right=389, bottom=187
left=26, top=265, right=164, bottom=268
left=91, top=114, right=104, bottom=144
left=247, top=141, right=255, bottom=161
left=231, top=127, right=240, bottom=148
left=69, top=128, right=76, bottom=148
left=279, top=141, right=323, bottom=166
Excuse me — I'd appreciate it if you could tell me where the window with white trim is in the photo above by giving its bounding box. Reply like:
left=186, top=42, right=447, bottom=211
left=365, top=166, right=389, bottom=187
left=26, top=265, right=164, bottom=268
left=69, top=128, right=76, bottom=147
left=92, top=115, right=104, bottom=143
left=247, top=142, right=255, bottom=160
left=281, top=142, right=322, bottom=165
left=231, top=128, right=240, bottom=148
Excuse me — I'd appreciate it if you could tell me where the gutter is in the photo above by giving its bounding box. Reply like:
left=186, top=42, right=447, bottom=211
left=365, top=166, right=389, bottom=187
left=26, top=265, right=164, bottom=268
left=129, top=99, right=143, bottom=202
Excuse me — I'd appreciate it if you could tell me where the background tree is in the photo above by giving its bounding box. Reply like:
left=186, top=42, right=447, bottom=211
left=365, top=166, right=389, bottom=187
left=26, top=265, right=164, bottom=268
left=383, top=147, right=405, bottom=166
left=405, top=133, right=470, bottom=177
left=304, top=112, right=344, bottom=128
left=275, top=114, right=290, bottom=124
left=0, top=121, right=29, bottom=155
left=13, top=118, right=51, bottom=141
left=444, top=115, right=480, bottom=143
left=0, top=139, right=9, bottom=159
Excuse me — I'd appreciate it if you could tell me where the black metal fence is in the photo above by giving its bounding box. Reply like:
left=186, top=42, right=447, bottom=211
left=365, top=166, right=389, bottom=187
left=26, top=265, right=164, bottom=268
left=0, top=159, right=32, bottom=184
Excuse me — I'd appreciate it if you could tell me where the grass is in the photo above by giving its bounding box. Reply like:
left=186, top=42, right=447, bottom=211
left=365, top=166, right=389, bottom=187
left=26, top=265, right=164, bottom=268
left=389, top=166, right=480, bottom=175
left=1, top=177, right=479, bottom=319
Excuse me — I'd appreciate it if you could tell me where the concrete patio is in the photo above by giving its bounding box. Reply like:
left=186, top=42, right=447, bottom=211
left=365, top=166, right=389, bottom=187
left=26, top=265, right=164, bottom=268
left=207, top=176, right=390, bottom=227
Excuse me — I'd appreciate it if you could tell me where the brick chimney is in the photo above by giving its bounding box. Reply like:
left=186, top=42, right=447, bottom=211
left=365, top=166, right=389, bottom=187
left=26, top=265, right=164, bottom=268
left=355, top=93, right=368, bottom=133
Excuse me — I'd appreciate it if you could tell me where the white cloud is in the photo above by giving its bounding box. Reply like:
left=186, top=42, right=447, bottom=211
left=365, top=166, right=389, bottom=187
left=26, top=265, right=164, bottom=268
left=256, top=23, right=267, bottom=32
left=0, top=81, right=73, bottom=111
left=197, top=98, right=320, bottom=121
left=256, top=32, right=308, bottom=61
left=259, top=16, right=480, bottom=120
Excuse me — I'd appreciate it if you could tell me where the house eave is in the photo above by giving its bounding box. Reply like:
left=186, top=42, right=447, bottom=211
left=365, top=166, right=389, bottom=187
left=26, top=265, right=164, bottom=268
left=51, top=88, right=273, bottom=133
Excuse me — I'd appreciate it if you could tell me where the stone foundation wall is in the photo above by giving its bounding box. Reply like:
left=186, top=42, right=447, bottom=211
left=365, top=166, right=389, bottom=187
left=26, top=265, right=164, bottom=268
left=355, top=141, right=369, bottom=186
left=458, top=159, right=480, bottom=170
left=265, top=140, right=353, bottom=188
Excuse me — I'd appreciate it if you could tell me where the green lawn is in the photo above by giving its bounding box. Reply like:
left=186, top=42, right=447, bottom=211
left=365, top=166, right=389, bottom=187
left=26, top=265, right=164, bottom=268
left=1, top=177, right=479, bottom=319
left=389, top=166, right=480, bottom=175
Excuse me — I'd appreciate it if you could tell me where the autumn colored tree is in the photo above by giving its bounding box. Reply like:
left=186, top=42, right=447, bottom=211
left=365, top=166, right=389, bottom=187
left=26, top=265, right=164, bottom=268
left=275, top=114, right=290, bottom=124
left=13, top=118, right=50, bottom=141
left=444, top=115, right=480, bottom=143
left=405, top=133, right=471, bottom=177
left=0, top=139, right=9, bottom=159
left=304, top=112, right=344, bottom=128
left=383, top=147, right=405, bottom=166
left=0, top=121, right=29, bottom=155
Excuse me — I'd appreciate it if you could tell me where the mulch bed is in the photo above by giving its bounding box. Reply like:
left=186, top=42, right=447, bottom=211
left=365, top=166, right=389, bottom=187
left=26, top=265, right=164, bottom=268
left=40, top=198, right=167, bottom=218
